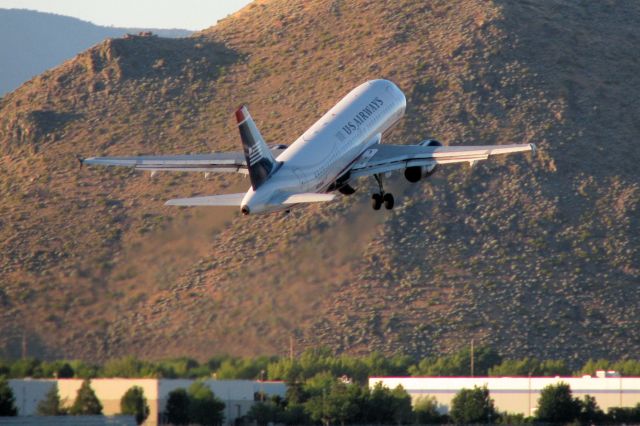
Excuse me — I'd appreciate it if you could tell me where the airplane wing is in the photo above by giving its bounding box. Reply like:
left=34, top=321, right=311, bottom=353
left=349, top=143, right=535, bottom=178
left=83, top=146, right=288, bottom=174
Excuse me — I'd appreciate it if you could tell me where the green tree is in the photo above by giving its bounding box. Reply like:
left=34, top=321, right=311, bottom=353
left=102, top=356, right=158, bottom=378
left=9, top=358, right=41, bottom=378
left=611, top=360, right=640, bottom=376
left=265, top=348, right=413, bottom=385
left=489, top=358, right=569, bottom=377
left=68, top=360, right=99, bottom=379
left=362, top=352, right=413, bottom=377
left=577, top=395, right=605, bottom=425
left=187, top=381, right=225, bottom=426
left=165, top=388, right=190, bottom=425
left=0, top=361, right=9, bottom=377
left=120, top=386, right=149, bottom=425
left=409, top=347, right=501, bottom=377
left=390, top=385, right=413, bottom=424
left=538, top=360, right=570, bottom=376
left=268, top=348, right=330, bottom=382
left=414, top=396, right=443, bottom=424
left=304, top=371, right=338, bottom=395
left=37, top=383, right=66, bottom=416
left=69, top=379, right=103, bottom=415
left=248, top=399, right=285, bottom=426
left=364, top=382, right=395, bottom=423
left=578, top=359, right=610, bottom=376
left=449, top=386, right=497, bottom=424
left=216, top=356, right=274, bottom=380
left=39, top=361, right=74, bottom=379
left=280, top=403, right=310, bottom=425
left=489, top=358, right=540, bottom=376
left=361, top=382, right=413, bottom=424
left=304, top=384, right=334, bottom=426
left=329, top=382, right=363, bottom=425
left=157, top=357, right=206, bottom=378
left=535, top=383, right=580, bottom=423
left=607, top=403, right=640, bottom=424
left=285, top=379, right=308, bottom=404
left=304, top=381, right=361, bottom=426
left=0, top=376, right=17, bottom=416
left=497, top=412, right=528, bottom=424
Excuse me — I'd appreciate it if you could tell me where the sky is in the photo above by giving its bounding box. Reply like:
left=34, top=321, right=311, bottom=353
left=0, top=0, right=253, bottom=30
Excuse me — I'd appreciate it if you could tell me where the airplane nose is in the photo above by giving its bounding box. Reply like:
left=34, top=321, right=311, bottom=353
left=241, top=205, right=250, bottom=215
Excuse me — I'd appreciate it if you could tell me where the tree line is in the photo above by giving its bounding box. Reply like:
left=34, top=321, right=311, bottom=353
left=202, top=379, right=640, bottom=425
left=2, top=347, right=640, bottom=381
left=3, top=370, right=640, bottom=425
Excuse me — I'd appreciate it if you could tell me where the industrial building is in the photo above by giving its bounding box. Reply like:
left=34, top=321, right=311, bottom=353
left=370, top=372, right=640, bottom=416
left=8, top=379, right=286, bottom=426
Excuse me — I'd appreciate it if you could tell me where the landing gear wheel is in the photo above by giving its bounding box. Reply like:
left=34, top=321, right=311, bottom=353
left=371, top=193, right=383, bottom=210
left=383, top=193, right=395, bottom=210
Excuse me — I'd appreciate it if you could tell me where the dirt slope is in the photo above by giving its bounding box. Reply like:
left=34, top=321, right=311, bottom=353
left=0, top=0, right=637, bottom=367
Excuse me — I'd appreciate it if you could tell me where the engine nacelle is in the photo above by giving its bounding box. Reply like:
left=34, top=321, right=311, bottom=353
left=404, top=139, right=441, bottom=182
left=404, top=165, right=437, bottom=182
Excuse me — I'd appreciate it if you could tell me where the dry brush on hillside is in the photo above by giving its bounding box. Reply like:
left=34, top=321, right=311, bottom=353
left=0, top=0, right=638, bottom=366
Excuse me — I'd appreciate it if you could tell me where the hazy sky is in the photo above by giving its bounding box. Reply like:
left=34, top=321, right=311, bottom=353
left=0, top=0, right=253, bottom=30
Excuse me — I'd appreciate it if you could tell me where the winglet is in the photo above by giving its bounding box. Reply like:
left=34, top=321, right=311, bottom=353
left=529, top=143, right=537, bottom=155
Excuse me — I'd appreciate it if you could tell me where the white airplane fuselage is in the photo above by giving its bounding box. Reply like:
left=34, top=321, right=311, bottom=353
left=242, top=79, right=406, bottom=214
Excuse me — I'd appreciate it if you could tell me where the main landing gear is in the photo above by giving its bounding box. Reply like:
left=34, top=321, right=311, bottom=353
left=371, top=174, right=394, bottom=210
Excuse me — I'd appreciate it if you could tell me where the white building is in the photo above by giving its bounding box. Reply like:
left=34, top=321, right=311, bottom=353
left=9, top=379, right=286, bottom=426
left=370, top=373, right=640, bottom=416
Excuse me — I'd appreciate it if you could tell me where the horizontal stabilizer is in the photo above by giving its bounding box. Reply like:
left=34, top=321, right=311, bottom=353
left=281, top=193, right=335, bottom=205
left=165, top=193, right=245, bottom=206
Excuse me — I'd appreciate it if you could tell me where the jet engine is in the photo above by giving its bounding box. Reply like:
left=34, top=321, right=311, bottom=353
left=404, top=139, right=442, bottom=183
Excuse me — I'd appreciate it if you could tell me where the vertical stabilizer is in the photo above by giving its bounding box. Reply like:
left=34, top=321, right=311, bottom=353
left=236, top=105, right=277, bottom=190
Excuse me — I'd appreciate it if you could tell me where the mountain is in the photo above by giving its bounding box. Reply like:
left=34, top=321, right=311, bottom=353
left=0, top=0, right=638, bottom=368
left=0, top=9, right=192, bottom=96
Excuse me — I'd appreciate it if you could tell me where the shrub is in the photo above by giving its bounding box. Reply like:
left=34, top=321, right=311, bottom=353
left=36, top=383, right=66, bottom=416
left=187, top=381, right=225, bottom=426
left=0, top=376, right=17, bottom=416
left=120, top=386, right=150, bottom=425
left=165, top=388, right=189, bottom=425
left=535, top=383, right=580, bottom=423
left=69, top=379, right=102, bottom=415
left=449, top=386, right=497, bottom=424
left=414, top=395, right=444, bottom=424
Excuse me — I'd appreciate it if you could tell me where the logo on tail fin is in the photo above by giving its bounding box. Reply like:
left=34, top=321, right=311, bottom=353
left=236, top=105, right=278, bottom=190
left=248, top=144, right=266, bottom=166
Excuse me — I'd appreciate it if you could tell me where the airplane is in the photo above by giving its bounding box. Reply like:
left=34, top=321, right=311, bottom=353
left=84, top=79, right=535, bottom=215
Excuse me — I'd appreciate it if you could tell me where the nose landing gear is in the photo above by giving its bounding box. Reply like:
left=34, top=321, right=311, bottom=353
left=371, top=174, right=394, bottom=210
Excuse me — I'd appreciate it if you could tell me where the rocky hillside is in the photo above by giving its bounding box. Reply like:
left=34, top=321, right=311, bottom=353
left=0, top=0, right=637, bottom=368
left=0, top=9, right=191, bottom=96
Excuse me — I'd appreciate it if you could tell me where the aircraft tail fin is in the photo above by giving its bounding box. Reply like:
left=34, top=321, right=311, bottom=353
left=236, top=105, right=277, bottom=190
